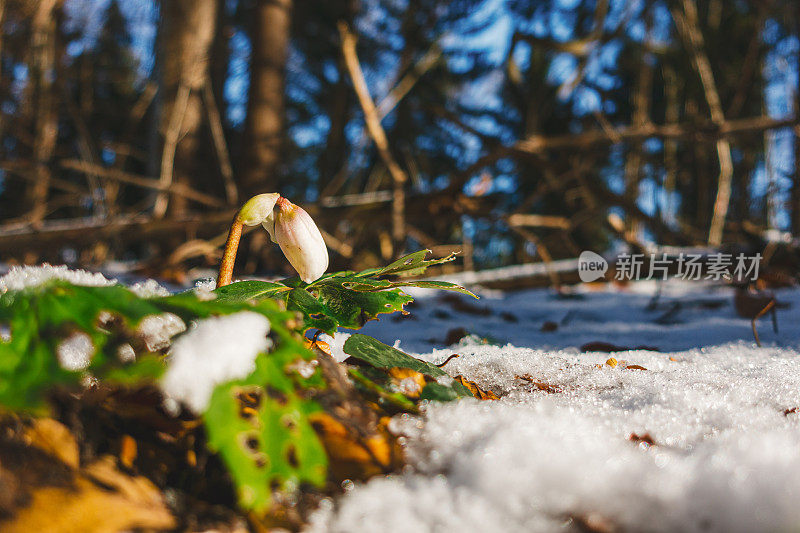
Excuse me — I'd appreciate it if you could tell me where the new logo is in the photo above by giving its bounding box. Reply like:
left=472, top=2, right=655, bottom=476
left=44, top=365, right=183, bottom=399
left=578, top=251, right=608, bottom=282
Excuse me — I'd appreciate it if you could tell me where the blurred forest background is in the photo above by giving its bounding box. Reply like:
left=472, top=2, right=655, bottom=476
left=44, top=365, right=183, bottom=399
left=0, top=0, right=798, bottom=281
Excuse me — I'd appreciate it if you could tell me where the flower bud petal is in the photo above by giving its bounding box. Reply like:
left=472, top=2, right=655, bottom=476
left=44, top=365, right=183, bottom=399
left=273, top=198, right=329, bottom=283
left=262, top=215, right=277, bottom=243
left=238, top=193, right=280, bottom=227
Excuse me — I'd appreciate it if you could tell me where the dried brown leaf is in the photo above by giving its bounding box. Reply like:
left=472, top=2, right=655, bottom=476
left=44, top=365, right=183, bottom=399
left=310, top=413, right=402, bottom=481
left=387, top=367, right=427, bottom=398
left=628, top=432, right=656, bottom=447
left=2, top=456, right=174, bottom=533
left=23, top=419, right=79, bottom=469
left=454, top=375, right=499, bottom=400
left=516, top=375, right=562, bottom=394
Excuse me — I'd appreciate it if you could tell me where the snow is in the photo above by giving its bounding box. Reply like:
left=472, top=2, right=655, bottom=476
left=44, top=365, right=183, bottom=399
left=193, top=278, right=217, bottom=300
left=130, top=278, right=171, bottom=298
left=56, top=331, right=94, bottom=371
left=318, top=332, right=351, bottom=363
left=160, top=311, right=270, bottom=413
left=308, top=280, right=800, bottom=533
left=137, top=313, right=186, bottom=352
left=0, top=264, right=115, bottom=292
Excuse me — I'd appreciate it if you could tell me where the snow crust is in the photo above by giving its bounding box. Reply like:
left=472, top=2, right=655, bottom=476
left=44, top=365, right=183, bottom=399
left=137, top=313, right=186, bottom=352
left=308, top=281, right=800, bottom=533
left=0, top=264, right=115, bottom=292
left=161, top=311, right=270, bottom=413
left=130, top=278, right=171, bottom=298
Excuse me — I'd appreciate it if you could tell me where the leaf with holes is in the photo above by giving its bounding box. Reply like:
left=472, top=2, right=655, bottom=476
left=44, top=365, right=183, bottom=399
left=203, top=337, right=327, bottom=514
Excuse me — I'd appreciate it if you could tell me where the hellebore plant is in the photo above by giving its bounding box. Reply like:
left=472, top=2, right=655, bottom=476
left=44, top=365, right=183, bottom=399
left=0, top=194, right=481, bottom=523
left=217, top=193, right=329, bottom=287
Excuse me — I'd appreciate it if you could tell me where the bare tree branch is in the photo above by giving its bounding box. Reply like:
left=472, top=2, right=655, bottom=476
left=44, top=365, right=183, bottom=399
left=339, top=22, right=409, bottom=249
left=672, top=0, right=733, bottom=246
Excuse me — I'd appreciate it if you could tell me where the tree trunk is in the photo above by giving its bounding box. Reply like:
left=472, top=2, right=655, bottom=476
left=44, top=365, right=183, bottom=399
left=240, top=0, right=292, bottom=197
left=792, top=10, right=800, bottom=235
left=155, top=0, right=217, bottom=217
left=317, top=58, right=349, bottom=195
left=26, top=0, right=59, bottom=225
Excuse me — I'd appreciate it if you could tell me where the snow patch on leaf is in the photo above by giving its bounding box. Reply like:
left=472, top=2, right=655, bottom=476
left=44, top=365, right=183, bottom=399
left=137, top=313, right=186, bottom=351
left=0, top=264, right=115, bottom=292
left=161, top=311, right=270, bottom=413
left=130, top=278, right=171, bottom=298
left=56, top=331, right=94, bottom=371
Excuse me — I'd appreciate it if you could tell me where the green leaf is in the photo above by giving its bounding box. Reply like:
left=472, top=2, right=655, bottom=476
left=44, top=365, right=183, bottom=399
left=213, top=280, right=290, bottom=303
left=352, top=249, right=459, bottom=279
left=213, top=280, right=414, bottom=335
left=204, top=339, right=327, bottom=514
left=152, top=289, right=290, bottom=323
left=346, top=367, right=420, bottom=413
left=420, top=382, right=463, bottom=402
left=209, top=250, right=477, bottom=333
left=311, top=282, right=413, bottom=331
left=103, top=354, right=165, bottom=384
left=343, top=334, right=447, bottom=377
left=342, top=334, right=472, bottom=399
left=285, top=288, right=338, bottom=334
left=0, top=282, right=166, bottom=412
left=339, top=278, right=477, bottom=299
left=0, top=281, right=299, bottom=412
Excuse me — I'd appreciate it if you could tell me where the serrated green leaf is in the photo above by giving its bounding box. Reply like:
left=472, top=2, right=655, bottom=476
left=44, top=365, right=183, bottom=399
left=285, top=288, right=338, bottom=334
left=354, top=249, right=458, bottom=278
left=207, top=250, right=477, bottom=334
left=312, top=282, right=413, bottom=331
left=339, top=278, right=477, bottom=299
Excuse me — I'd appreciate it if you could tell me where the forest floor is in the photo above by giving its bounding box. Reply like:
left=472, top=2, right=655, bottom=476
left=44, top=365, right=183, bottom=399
left=4, top=262, right=799, bottom=532
left=309, top=280, right=800, bottom=532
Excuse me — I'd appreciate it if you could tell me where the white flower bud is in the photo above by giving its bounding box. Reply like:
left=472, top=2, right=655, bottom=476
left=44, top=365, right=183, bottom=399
left=267, top=197, right=329, bottom=283
left=237, top=193, right=280, bottom=227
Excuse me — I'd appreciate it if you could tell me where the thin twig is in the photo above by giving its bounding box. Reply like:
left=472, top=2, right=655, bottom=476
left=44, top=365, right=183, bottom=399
left=154, top=83, right=191, bottom=218
left=509, top=225, right=561, bottom=289
left=376, top=42, right=442, bottom=119
left=203, top=79, right=238, bottom=205
left=59, top=159, right=226, bottom=208
left=752, top=299, right=776, bottom=347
